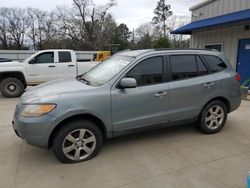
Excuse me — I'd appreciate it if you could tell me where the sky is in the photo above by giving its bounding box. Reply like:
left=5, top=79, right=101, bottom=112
left=0, top=0, right=203, bottom=29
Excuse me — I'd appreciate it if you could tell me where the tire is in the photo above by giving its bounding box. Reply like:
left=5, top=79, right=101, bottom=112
left=0, top=77, right=24, bottom=98
left=53, top=120, right=103, bottom=163
left=197, top=100, right=228, bottom=134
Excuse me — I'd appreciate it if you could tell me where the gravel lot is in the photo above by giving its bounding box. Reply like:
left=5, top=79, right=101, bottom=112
left=0, top=92, right=250, bottom=188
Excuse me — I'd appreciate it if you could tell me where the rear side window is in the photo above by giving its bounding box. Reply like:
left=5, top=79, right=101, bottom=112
left=203, top=55, right=227, bottom=72
left=59, top=51, right=72, bottom=62
left=196, top=56, right=208, bottom=75
left=170, top=55, right=208, bottom=80
left=127, top=56, right=163, bottom=86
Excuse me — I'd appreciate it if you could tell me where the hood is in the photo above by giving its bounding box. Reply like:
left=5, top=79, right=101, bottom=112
left=0, top=61, right=23, bottom=67
left=21, top=77, right=95, bottom=103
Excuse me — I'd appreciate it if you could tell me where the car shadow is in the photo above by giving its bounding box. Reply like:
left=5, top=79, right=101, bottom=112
left=102, top=123, right=199, bottom=151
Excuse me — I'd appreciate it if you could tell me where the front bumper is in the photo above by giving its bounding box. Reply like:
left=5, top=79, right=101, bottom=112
left=12, top=104, right=57, bottom=148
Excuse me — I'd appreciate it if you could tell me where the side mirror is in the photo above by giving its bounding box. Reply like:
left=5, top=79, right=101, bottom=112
left=29, top=58, right=36, bottom=64
left=120, top=78, right=137, bottom=89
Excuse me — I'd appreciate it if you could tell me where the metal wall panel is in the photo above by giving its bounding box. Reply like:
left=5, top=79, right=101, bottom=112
left=191, top=23, right=250, bottom=69
left=192, top=0, right=250, bottom=22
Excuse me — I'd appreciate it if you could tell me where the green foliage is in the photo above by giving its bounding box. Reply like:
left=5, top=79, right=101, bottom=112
left=152, top=0, right=172, bottom=37
left=154, top=37, right=170, bottom=48
left=152, top=0, right=172, bottom=24
left=113, top=23, right=131, bottom=50
left=136, top=33, right=154, bottom=49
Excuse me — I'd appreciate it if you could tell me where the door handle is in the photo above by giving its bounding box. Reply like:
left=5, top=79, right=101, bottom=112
left=48, top=65, right=56, bottom=68
left=154, top=91, right=168, bottom=97
left=68, top=64, right=75, bottom=67
left=204, top=82, right=215, bottom=88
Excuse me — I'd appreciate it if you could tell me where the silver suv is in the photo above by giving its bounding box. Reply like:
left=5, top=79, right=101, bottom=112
left=12, top=49, right=241, bottom=163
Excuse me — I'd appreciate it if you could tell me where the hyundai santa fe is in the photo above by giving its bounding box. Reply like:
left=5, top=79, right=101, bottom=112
left=12, top=49, right=241, bottom=163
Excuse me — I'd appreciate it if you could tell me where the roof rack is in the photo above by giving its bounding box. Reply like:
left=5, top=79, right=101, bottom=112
left=154, top=48, right=219, bottom=52
left=114, top=49, right=131, bottom=55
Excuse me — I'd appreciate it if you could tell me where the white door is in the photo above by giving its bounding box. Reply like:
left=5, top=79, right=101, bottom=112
left=26, top=51, right=56, bottom=84
left=54, top=51, right=77, bottom=79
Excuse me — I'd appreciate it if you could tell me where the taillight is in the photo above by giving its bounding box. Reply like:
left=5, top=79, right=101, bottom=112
left=235, top=74, right=241, bottom=82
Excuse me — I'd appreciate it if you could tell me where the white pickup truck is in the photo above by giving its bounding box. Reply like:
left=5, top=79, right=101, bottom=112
left=0, top=49, right=98, bottom=97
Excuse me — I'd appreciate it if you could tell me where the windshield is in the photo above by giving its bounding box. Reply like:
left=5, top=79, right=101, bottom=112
left=78, top=55, right=134, bottom=86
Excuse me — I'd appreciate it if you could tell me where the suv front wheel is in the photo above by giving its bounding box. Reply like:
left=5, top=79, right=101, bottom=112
left=198, top=100, right=228, bottom=134
left=53, top=120, right=103, bottom=163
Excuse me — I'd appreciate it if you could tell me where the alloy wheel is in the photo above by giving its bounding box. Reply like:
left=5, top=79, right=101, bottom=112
left=205, top=105, right=225, bottom=130
left=62, top=129, right=96, bottom=161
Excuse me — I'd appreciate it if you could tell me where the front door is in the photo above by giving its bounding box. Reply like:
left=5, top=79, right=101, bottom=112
left=237, top=39, right=250, bottom=85
left=26, top=51, right=56, bottom=84
left=111, top=56, right=169, bottom=132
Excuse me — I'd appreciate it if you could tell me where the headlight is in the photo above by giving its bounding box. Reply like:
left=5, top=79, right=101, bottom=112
left=20, top=104, right=56, bottom=117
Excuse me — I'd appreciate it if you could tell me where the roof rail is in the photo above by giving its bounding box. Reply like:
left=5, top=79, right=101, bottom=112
left=154, top=48, right=219, bottom=52
left=114, top=49, right=131, bottom=55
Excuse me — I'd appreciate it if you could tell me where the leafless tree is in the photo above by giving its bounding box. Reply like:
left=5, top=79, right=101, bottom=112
left=0, top=0, right=134, bottom=51
left=0, top=7, right=30, bottom=49
left=167, top=15, right=190, bottom=47
left=0, top=8, right=10, bottom=49
left=27, top=8, right=58, bottom=50
left=72, top=0, right=116, bottom=49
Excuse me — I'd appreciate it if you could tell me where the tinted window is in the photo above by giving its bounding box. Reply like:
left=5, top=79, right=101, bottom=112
left=196, top=56, right=208, bottom=74
left=203, top=55, right=227, bottom=72
left=127, top=57, right=163, bottom=86
left=170, top=55, right=198, bottom=80
left=59, top=51, right=72, bottom=62
left=36, top=52, right=54, bottom=63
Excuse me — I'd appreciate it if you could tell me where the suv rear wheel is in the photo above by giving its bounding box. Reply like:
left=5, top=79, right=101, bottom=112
left=198, top=100, right=228, bottom=134
left=0, top=77, right=24, bottom=98
left=53, top=120, right=103, bottom=163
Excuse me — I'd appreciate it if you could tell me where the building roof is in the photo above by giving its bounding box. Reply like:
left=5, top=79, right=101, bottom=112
left=189, top=0, right=216, bottom=11
left=171, top=9, right=250, bottom=35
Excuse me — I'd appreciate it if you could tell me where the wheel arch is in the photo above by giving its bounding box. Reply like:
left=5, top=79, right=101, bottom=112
left=202, top=96, right=231, bottom=113
left=48, top=113, right=108, bottom=148
left=0, top=71, right=27, bottom=86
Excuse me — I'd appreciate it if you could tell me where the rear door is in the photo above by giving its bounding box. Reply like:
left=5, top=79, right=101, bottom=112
left=54, top=51, right=77, bottom=79
left=167, top=54, right=214, bottom=121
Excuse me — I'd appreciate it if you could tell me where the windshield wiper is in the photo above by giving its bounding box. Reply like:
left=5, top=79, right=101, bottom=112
left=76, top=76, right=91, bottom=85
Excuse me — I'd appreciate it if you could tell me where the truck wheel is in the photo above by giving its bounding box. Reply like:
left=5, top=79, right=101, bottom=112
left=0, top=77, right=25, bottom=98
left=53, top=120, right=103, bottom=163
left=197, top=100, right=227, bottom=134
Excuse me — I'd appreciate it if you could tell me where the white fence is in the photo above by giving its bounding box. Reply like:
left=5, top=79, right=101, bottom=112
left=0, top=50, right=98, bottom=61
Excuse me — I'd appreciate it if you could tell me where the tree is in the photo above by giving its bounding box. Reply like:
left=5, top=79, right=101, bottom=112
left=0, top=8, right=10, bottom=49
left=136, top=23, right=153, bottom=39
left=0, top=7, right=30, bottom=49
left=0, top=1, right=133, bottom=51
left=136, top=33, right=153, bottom=49
left=154, top=37, right=170, bottom=48
left=27, top=8, right=58, bottom=50
left=72, top=0, right=116, bottom=49
left=152, top=0, right=172, bottom=38
left=135, top=23, right=154, bottom=49
left=113, top=23, right=131, bottom=50
left=167, top=15, right=190, bottom=48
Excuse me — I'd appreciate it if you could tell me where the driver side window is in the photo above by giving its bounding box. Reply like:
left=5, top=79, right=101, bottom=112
left=35, top=52, right=54, bottom=63
left=126, top=56, right=163, bottom=86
